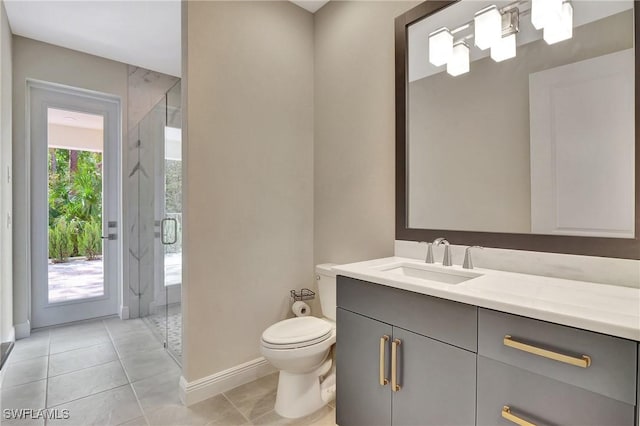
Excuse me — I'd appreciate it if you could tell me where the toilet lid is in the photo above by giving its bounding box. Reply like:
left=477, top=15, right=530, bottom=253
left=262, top=317, right=332, bottom=346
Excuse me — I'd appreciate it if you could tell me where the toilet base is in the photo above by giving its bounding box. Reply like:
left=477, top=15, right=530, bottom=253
left=274, top=359, right=335, bottom=419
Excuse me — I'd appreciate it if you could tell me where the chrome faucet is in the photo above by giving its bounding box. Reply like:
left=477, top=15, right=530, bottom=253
left=463, top=246, right=483, bottom=269
left=419, top=241, right=434, bottom=263
left=433, top=237, right=452, bottom=266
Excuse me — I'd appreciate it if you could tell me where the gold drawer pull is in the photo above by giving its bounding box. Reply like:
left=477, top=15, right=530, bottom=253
left=379, top=335, right=389, bottom=386
left=391, top=338, right=401, bottom=392
left=503, top=335, right=591, bottom=368
left=502, top=406, right=536, bottom=426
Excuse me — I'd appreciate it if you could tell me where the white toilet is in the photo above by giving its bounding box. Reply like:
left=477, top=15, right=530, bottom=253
left=260, top=264, right=337, bottom=419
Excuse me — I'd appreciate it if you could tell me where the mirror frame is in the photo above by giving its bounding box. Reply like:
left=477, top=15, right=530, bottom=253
left=395, top=0, right=640, bottom=259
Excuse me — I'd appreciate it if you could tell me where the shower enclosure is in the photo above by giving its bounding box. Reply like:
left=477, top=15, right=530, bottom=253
left=128, top=81, right=182, bottom=363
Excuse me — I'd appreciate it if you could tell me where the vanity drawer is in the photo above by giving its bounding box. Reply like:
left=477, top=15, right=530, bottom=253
left=337, top=275, right=477, bottom=351
left=477, top=356, right=635, bottom=426
left=478, top=308, right=637, bottom=404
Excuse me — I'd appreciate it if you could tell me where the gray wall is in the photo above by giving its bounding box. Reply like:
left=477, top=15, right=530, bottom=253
left=183, top=1, right=314, bottom=380
left=314, top=1, right=419, bottom=266
left=0, top=0, right=12, bottom=344
left=11, top=36, right=128, bottom=335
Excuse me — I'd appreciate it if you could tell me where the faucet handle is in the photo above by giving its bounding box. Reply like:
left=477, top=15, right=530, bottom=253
left=419, top=241, right=434, bottom=264
left=463, top=246, right=483, bottom=269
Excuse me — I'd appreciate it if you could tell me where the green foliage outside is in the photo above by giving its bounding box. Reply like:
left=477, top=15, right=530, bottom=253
left=79, top=220, right=102, bottom=260
left=164, top=159, right=182, bottom=254
left=48, top=148, right=103, bottom=261
left=48, top=218, right=75, bottom=263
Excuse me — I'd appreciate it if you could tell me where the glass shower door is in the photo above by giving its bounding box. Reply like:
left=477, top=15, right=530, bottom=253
left=162, top=82, right=182, bottom=361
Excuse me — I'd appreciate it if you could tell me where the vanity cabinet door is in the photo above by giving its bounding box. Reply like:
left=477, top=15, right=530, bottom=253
left=477, top=356, right=635, bottom=426
left=336, top=308, right=392, bottom=426
left=392, top=327, right=476, bottom=426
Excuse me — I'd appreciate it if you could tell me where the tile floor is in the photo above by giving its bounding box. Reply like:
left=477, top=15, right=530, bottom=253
left=1, top=317, right=336, bottom=426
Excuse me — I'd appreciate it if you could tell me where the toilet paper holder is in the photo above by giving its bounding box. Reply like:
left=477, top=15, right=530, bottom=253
left=290, top=288, right=315, bottom=301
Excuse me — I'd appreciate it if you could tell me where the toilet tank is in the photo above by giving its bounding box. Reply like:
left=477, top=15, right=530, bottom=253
left=315, top=263, right=337, bottom=321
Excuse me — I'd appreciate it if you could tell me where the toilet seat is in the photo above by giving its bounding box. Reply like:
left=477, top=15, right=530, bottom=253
left=261, top=317, right=332, bottom=349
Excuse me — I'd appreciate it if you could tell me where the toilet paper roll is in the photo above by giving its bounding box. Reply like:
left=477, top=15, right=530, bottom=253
left=292, top=301, right=311, bottom=317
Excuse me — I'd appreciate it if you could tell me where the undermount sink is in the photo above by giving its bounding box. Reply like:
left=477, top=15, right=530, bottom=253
left=378, top=263, right=482, bottom=285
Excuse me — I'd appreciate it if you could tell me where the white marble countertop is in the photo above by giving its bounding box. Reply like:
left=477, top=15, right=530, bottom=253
left=333, top=257, right=640, bottom=341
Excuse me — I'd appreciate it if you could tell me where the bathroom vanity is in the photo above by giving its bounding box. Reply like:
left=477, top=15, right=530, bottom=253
left=334, top=259, right=640, bottom=426
left=353, top=0, right=640, bottom=423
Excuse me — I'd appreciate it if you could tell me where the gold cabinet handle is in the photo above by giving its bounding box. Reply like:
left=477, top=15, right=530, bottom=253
left=502, top=406, right=536, bottom=426
left=379, top=335, right=389, bottom=386
left=503, top=335, right=591, bottom=368
left=391, top=338, right=401, bottom=392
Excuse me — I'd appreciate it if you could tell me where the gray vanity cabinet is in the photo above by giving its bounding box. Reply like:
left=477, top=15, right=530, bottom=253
left=336, top=276, right=477, bottom=426
left=336, top=308, right=392, bottom=426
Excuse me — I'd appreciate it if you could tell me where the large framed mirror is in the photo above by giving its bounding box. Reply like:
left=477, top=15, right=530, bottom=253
left=395, top=0, right=639, bottom=259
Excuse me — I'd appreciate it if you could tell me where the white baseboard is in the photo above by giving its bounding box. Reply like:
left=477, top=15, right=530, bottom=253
left=120, top=305, right=129, bottom=320
left=7, top=326, right=15, bottom=343
left=179, top=357, right=276, bottom=406
left=14, top=321, right=30, bottom=340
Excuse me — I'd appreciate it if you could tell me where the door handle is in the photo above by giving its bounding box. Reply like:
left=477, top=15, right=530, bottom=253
left=101, top=234, right=117, bottom=240
left=161, top=218, right=178, bottom=245
left=379, top=335, right=389, bottom=386
left=391, top=338, right=401, bottom=392
left=502, top=406, right=536, bottom=426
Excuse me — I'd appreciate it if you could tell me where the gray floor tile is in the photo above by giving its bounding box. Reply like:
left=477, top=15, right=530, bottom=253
left=251, top=406, right=334, bottom=426
left=49, top=319, right=106, bottom=336
left=47, top=360, right=128, bottom=407
left=145, top=394, right=247, bottom=426
left=47, top=385, right=143, bottom=426
left=0, top=380, right=47, bottom=426
left=112, top=331, right=162, bottom=359
left=49, top=342, right=118, bottom=377
left=120, top=349, right=180, bottom=383
left=131, top=369, right=182, bottom=410
left=118, top=416, right=149, bottom=426
left=8, top=332, right=50, bottom=364
left=104, top=318, right=151, bottom=340
left=2, top=356, right=48, bottom=387
left=49, top=328, right=111, bottom=355
left=1, top=379, right=46, bottom=409
left=224, top=373, right=278, bottom=421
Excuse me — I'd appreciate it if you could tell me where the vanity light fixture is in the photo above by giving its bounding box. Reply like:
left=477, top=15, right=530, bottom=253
left=446, top=41, right=470, bottom=76
left=491, top=33, right=517, bottom=62
left=491, top=9, right=519, bottom=62
left=543, top=1, right=573, bottom=45
left=531, top=0, right=563, bottom=30
left=428, top=0, right=574, bottom=76
left=474, top=5, right=502, bottom=50
left=428, top=27, right=454, bottom=66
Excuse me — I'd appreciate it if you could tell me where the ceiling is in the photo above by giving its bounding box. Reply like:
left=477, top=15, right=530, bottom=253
left=48, top=108, right=104, bottom=130
left=290, top=1, right=329, bottom=13
left=3, top=0, right=328, bottom=78
left=4, top=0, right=181, bottom=77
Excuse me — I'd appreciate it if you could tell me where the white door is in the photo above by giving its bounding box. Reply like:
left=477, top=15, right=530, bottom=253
left=29, top=82, right=121, bottom=328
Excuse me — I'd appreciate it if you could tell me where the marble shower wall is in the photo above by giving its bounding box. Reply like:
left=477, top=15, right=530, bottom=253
left=125, top=66, right=179, bottom=319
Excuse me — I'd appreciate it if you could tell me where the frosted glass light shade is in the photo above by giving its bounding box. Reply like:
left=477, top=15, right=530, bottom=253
left=490, top=33, right=516, bottom=62
left=428, top=27, right=453, bottom=66
left=447, top=42, right=470, bottom=76
left=531, top=0, right=563, bottom=30
left=474, top=6, right=502, bottom=50
left=543, top=2, right=573, bottom=44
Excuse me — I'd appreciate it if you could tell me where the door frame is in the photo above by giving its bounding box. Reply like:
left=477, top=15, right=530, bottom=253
left=27, top=80, right=122, bottom=328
